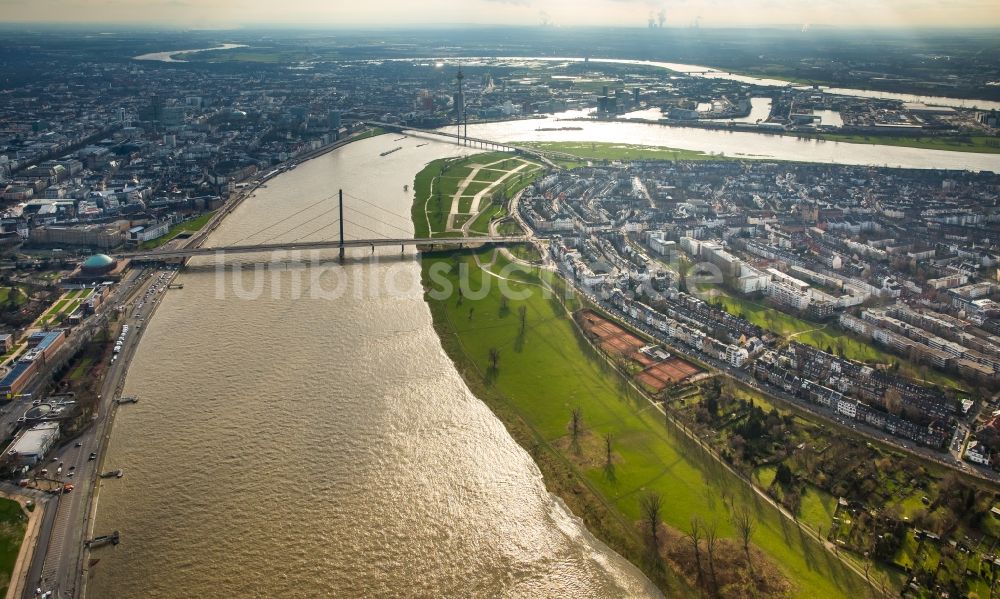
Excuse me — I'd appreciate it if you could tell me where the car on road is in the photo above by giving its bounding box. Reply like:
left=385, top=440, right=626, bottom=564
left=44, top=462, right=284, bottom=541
left=75, top=441, right=83, bottom=447
left=89, top=452, right=97, bottom=461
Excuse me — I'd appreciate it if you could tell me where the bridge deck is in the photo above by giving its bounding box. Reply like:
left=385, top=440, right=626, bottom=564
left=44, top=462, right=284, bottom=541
left=367, top=121, right=579, bottom=163
left=119, top=236, right=527, bottom=260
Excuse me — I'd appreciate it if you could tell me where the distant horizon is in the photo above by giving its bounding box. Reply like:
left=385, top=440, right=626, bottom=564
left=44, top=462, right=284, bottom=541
left=1, top=22, right=1000, bottom=32
left=0, top=0, right=998, bottom=29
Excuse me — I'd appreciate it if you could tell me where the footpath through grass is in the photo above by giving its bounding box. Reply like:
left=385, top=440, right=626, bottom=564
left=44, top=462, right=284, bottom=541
left=421, top=249, right=872, bottom=598
left=411, top=152, right=539, bottom=238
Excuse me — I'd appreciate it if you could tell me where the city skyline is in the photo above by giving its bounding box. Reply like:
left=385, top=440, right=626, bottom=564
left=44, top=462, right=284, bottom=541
left=1, top=0, right=999, bottom=28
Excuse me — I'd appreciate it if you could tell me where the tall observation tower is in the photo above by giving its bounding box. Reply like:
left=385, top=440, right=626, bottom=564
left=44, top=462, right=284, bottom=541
left=455, top=64, right=465, bottom=145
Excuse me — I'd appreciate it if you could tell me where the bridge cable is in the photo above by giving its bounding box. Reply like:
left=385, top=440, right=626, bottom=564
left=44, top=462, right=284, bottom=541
left=233, top=192, right=339, bottom=245
left=258, top=205, right=342, bottom=244
left=340, top=217, right=393, bottom=241
left=342, top=192, right=414, bottom=225
left=289, top=218, right=346, bottom=243
left=343, top=206, right=414, bottom=238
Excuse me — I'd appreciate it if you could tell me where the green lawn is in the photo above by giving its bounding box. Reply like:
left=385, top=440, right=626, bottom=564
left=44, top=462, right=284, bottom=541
left=808, top=133, right=1000, bottom=154
left=351, top=127, right=387, bottom=141
left=141, top=212, right=217, bottom=250
left=64, top=299, right=82, bottom=316
left=0, top=287, right=26, bottom=307
left=468, top=204, right=506, bottom=236
left=472, top=168, right=509, bottom=183
left=798, top=486, right=838, bottom=534
left=457, top=196, right=475, bottom=214
left=459, top=180, right=492, bottom=197
left=0, top=498, right=26, bottom=595
left=69, top=356, right=94, bottom=381
left=39, top=298, right=69, bottom=326
left=422, top=250, right=874, bottom=598
left=517, top=141, right=734, bottom=162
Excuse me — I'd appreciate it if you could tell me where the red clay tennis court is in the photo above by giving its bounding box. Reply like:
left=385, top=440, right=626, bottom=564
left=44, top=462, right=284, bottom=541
left=578, top=309, right=701, bottom=392
left=578, top=310, right=646, bottom=357
left=639, top=358, right=701, bottom=390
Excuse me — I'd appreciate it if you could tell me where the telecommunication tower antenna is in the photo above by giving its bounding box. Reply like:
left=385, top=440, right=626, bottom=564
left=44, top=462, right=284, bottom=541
left=456, top=63, right=465, bottom=145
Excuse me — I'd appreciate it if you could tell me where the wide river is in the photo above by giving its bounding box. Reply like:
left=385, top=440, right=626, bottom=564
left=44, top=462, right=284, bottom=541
left=89, top=118, right=998, bottom=598
left=465, top=110, right=1000, bottom=171
left=87, top=134, right=662, bottom=598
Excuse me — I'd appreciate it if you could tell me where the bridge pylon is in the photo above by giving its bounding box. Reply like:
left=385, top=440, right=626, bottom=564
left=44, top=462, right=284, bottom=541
left=339, top=189, right=345, bottom=262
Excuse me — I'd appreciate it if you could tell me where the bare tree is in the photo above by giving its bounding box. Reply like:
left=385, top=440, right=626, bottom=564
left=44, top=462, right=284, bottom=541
left=688, top=518, right=705, bottom=590
left=604, top=433, right=613, bottom=468
left=570, top=407, right=583, bottom=451
left=705, top=520, right=720, bottom=598
left=731, top=506, right=756, bottom=573
left=884, top=388, right=903, bottom=416
left=518, top=305, right=527, bottom=335
left=640, top=492, right=663, bottom=550
left=488, top=347, right=500, bottom=371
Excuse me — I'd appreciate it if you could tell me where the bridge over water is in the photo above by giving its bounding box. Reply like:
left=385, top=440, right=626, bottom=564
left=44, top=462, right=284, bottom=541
left=365, top=121, right=579, bottom=165
left=117, top=235, right=528, bottom=262
left=119, top=128, right=549, bottom=265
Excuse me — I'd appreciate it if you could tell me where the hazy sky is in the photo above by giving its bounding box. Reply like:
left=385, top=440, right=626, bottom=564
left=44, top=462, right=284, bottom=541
left=2, top=0, right=999, bottom=28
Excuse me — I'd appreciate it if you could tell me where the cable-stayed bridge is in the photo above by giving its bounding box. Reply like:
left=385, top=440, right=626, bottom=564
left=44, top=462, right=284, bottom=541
left=364, top=121, right=579, bottom=164
left=115, top=189, right=529, bottom=262
left=119, top=236, right=526, bottom=261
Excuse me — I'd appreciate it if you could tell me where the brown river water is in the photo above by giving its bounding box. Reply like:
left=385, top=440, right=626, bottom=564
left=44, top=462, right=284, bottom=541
left=87, top=134, right=661, bottom=598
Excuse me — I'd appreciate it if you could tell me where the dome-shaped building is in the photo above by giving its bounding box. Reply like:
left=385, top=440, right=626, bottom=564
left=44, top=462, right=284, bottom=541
left=80, top=254, right=117, bottom=275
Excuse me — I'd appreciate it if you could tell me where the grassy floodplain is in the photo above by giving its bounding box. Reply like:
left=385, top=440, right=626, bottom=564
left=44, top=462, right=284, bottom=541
left=420, top=249, right=872, bottom=598
left=411, top=154, right=873, bottom=597
left=0, top=498, right=27, bottom=595
left=517, top=141, right=732, bottom=162
left=523, top=127, right=998, bottom=159
left=797, top=133, right=1000, bottom=154
left=411, top=152, right=543, bottom=238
